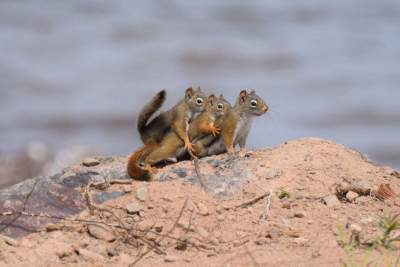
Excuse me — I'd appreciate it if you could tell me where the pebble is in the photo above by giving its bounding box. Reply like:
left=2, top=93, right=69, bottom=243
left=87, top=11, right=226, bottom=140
left=87, top=224, right=116, bottom=242
left=136, top=186, right=148, bottom=202
left=82, top=157, right=100, bottom=167
left=323, top=195, right=341, bottom=207
left=77, top=248, right=105, bottom=261
left=346, top=191, right=359, bottom=202
left=293, top=212, right=306, bottom=218
left=46, top=223, right=65, bottom=232
left=196, top=226, right=210, bottom=239
left=216, top=206, right=223, bottom=214
left=126, top=202, right=143, bottom=215
left=217, top=215, right=225, bottom=222
left=154, top=223, right=163, bottom=233
left=265, top=169, right=282, bottom=179
left=164, top=254, right=179, bottom=263
left=122, top=185, right=133, bottom=193
left=0, top=234, right=19, bottom=247
left=349, top=223, right=362, bottom=234
left=196, top=202, right=210, bottom=216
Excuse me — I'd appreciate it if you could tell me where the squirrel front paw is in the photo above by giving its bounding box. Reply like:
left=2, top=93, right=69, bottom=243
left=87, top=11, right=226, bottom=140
left=184, top=140, right=194, bottom=152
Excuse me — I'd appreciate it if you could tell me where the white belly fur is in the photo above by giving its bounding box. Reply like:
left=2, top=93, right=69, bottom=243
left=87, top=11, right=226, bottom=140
left=233, top=115, right=253, bottom=145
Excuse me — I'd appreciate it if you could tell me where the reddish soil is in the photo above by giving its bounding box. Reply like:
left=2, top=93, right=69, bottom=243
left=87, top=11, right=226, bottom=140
left=1, top=138, right=400, bottom=267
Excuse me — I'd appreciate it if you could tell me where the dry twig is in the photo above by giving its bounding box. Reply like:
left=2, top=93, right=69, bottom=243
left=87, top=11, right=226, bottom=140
left=0, top=179, right=38, bottom=233
left=188, top=150, right=208, bottom=191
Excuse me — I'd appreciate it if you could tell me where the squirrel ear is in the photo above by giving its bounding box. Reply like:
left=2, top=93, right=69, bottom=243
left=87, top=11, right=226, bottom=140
left=250, top=89, right=255, bottom=94
left=208, top=94, right=215, bottom=105
left=219, top=94, right=224, bottom=99
left=196, top=86, right=201, bottom=92
left=185, top=87, right=194, bottom=99
left=239, top=90, right=248, bottom=103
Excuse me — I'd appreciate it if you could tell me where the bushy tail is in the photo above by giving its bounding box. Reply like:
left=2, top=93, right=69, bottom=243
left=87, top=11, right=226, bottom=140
left=127, top=144, right=158, bottom=181
left=137, top=90, right=166, bottom=138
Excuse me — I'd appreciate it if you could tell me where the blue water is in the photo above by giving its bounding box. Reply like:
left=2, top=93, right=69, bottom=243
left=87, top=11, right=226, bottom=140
left=0, top=0, right=399, bottom=168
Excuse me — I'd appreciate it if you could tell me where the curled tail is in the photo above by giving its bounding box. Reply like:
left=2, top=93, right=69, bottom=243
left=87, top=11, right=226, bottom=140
left=137, top=90, right=166, bottom=141
left=127, top=144, right=159, bottom=181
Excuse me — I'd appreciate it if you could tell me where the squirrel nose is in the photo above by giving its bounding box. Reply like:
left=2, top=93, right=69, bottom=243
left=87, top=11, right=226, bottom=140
left=263, top=105, right=269, bottom=113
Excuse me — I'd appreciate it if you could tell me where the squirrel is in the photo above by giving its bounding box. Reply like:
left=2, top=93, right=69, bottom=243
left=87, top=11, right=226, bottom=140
left=203, top=89, right=268, bottom=156
left=127, top=94, right=232, bottom=180
left=137, top=87, right=207, bottom=151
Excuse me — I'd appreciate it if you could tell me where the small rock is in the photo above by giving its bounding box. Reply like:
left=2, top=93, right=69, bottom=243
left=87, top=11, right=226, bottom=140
left=0, top=234, right=19, bottom=247
left=126, top=202, right=143, bottom=215
left=312, top=250, right=321, bottom=258
left=82, top=157, right=100, bottom=167
left=349, top=223, right=362, bottom=234
left=209, top=237, right=219, bottom=245
left=196, top=202, right=210, bottom=216
left=136, top=186, right=148, bottom=202
left=164, top=254, right=179, bottom=263
left=254, top=238, right=269, bottom=246
left=216, top=206, right=223, bottom=214
left=55, top=244, right=74, bottom=259
left=217, top=215, right=225, bottom=222
left=154, top=223, right=163, bottom=233
left=122, top=185, right=132, bottom=193
left=87, top=224, right=116, bottom=242
left=221, top=203, right=231, bottom=210
left=346, top=191, right=359, bottom=202
left=196, top=226, right=210, bottom=239
left=106, top=247, right=118, bottom=257
left=323, top=195, right=341, bottom=207
left=46, top=223, right=65, bottom=232
left=282, top=202, right=291, bottom=209
left=293, top=212, right=306, bottom=218
left=265, top=169, right=282, bottom=179
left=351, top=180, right=371, bottom=195
left=77, top=248, right=105, bottom=261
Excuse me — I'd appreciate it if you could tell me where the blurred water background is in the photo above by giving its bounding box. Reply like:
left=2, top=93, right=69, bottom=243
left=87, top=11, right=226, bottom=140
left=1, top=0, right=399, bottom=188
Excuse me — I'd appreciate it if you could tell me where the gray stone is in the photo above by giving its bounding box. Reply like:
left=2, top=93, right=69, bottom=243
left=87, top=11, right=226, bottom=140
left=87, top=224, right=116, bottom=242
left=196, top=202, right=210, bottom=216
left=264, top=169, right=282, bottom=179
left=164, top=254, right=179, bottom=263
left=126, top=202, right=143, bottom=215
left=196, top=226, right=210, bottom=239
left=136, top=186, right=148, bottom=202
left=0, top=234, right=19, bottom=246
left=82, top=157, right=100, bottom=167
left=323, top=195, right=341, bottom=207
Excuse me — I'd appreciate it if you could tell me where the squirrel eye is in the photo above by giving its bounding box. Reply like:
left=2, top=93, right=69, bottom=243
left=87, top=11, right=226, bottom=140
left=196, top=98, right=204, bottom=105
left=139, top=162, right=145, bottom=168
left=217, top=103, right=224, bottom=109
left=250, top=100, right=258, bottom=107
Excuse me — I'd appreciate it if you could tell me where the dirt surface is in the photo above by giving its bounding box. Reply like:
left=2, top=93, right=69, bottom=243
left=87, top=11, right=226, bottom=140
left=1, top=138, right=400, bottom=267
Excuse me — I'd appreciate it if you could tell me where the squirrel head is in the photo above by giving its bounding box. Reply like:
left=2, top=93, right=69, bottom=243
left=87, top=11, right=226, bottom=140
left=185, top=87, right=207, bottom=113
left=235, top=89, right=269, bottom=116
left=206, top=94, right=232, bottom=118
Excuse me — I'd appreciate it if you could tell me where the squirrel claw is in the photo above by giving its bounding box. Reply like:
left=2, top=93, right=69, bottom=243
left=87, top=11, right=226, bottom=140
left=145, top=165, right=156, bottom=174
left=185, top=141, right=194, bottom=152
left=211, top=126, right=221, bottom=136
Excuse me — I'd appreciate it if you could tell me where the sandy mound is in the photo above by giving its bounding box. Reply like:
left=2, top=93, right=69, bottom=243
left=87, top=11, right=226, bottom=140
left=1, top=138, right=400, bottom=267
